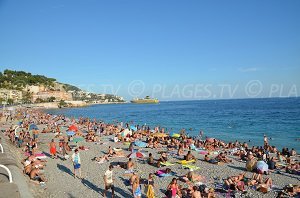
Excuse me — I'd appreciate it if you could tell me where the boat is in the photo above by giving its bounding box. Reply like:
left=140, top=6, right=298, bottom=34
left=130, top=96, right=159, bottom=104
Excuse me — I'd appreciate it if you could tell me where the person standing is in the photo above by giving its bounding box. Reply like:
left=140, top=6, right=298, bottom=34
left=72, top=149, right=82, bottom=179
left=49, top=139, right=57, bottom=159
left=103, top=165, right=114, bottom=197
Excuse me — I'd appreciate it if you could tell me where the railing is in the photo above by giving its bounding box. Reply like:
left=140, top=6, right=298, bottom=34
left=0, top=164, right=13, bottom=183
left=0, top=143, right=3, bottom=153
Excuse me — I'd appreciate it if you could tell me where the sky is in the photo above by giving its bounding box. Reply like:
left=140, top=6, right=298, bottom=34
left=0, top=0, right=299, bottom=100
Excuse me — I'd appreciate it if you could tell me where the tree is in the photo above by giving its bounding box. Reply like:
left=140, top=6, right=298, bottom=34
left=48, top=96, right=56, bottom=102
left=7, top=98, right=14, bottom=105
left=35, top=98, right=44, bottom=103
left=22, top=91, right=33, bottom=104
left=58, top=100, right=67, bottom=108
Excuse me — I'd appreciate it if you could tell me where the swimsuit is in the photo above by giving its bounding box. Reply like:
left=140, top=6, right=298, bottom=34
left=134, top=185, right=141, bottom=197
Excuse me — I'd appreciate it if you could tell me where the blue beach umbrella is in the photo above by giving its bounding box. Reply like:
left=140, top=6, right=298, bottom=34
left=28, top=124, right=39, bottom=131
left=130, top=126, right=137, bottom=131
left=134, top=141, right=148, bottom=148
left=66, top=131, right=75, bottom=136
left=256, top=161, right=268, bottom=173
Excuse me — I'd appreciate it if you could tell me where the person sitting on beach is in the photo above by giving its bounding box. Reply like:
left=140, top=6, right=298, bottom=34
left=216, top=152, right=232, bottom=163
left=246, top=153, right=257, bottom=172
left=267, top=157, right=277, bottom=171
left=29, top=168, right=46, bottom=184
left=185, top=151, right=196, bottom=161
left=147, top=153, right=154, bottom=165
left=290, top=148, right=297, bottom=156
left=277, top=152, right=287, bottom=162
left=157, top=152, right=168, bottom=167
left=177, top=145, right=184, bottom=156
left=247, top=173, right=262, bottom=186
left=224, top=173, right=246, bottom=192
left=191, top=186, right=202, bottom=198
left=255, top=177, right=273, bottom=193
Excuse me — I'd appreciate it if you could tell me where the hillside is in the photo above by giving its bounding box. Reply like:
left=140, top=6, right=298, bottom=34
left=0, top=69, right=81, bottom=92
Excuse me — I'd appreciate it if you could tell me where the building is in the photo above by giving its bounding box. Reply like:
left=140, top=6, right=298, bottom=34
left=32, top=91, right=72, bottom=102
left=0, top=89, right=23, bottom=103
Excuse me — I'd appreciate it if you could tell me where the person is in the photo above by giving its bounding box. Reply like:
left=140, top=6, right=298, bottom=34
left=185, top=151, right=196, bottom=161
left=49, top=139, right=57, bottom=159
left=191, top=186, right=202, bottom=198
left=103, top=165, right=114, bottom=198
left=290, top=148, right=297, bottom=156
left=127, top=158, right=135, bottom=171
left=167, top=178, right=179, bottom=198
left=264, top=135, right=268, bottom=146
left=132, top=177, right=142, bottom=198
left=146, top=173, right=155, bottom=198
left=267, top=157, right=276, bottom=170
left=72, top=149, right=82, bottom=179
left=256, top=178, right=273, bottom=193
left=148, top=153, right=154, bottom=165
left=177, top=145, right=184, bottom=156
left=157, top=152, right=168, bottom=167
left=29, top=168, right=46, bottom=183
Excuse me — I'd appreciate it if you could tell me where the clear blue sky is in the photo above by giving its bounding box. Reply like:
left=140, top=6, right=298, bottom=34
left=0, top=0, right=299, bottom=100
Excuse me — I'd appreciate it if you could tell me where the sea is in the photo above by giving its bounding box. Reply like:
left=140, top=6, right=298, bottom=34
left=46, top=97, right=300, bottom=151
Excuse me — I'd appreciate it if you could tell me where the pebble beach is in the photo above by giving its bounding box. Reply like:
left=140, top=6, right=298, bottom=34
left=1, top=108, right=299, bottom=198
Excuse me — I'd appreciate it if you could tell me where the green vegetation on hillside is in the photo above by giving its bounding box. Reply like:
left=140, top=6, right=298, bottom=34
left=0, top=69, right=56, bottom=90
left=0, top=69, right=81, bottom=91
left=63, top=84, right=81, bottom=92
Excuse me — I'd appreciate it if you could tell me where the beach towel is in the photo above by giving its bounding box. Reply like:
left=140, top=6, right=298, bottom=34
left=156, top=170, right=175, bottom=177
left=178, top=159, right=196, bottom=165
left=35, top=153, right=47, bottom=159
left=199, top=150, right=208, bottom=155
left=160, top=161, right=175, bottom=166
left=182, top=164, right=200, bottom=171
left=146, top=184, right=155, bottom=198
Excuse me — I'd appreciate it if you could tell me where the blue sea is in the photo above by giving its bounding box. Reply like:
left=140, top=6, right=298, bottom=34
left=47, top=98, right=300, bottom=151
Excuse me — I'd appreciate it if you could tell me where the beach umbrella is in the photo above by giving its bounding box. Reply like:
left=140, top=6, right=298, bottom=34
left=134, top=141, right=148, bottom=148
left=28, top=124, right=39, bottom=131
left=130, top=126, right=137, bottom=131
left=68, top=125, right=78, bottom=132
left=256, top=161, right=268, bottom=174
left=127, top=151, right=146, bottom=159
left=66, top=131, right=75, bottom=136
